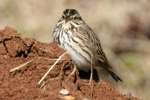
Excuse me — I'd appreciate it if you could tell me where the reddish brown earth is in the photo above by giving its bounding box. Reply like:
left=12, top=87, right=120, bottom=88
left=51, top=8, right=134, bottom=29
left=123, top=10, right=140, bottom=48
left=0, top=27, right=138, bottom=100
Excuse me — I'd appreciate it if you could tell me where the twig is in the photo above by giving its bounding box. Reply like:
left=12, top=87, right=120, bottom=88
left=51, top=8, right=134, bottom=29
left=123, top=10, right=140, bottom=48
left=66, top=65, right=77, bottom=81
left=38, top=56, right=69, bottom=62
left=9, top=59, right=33, bottom=72
left=37, top=51, right=68, bottom=85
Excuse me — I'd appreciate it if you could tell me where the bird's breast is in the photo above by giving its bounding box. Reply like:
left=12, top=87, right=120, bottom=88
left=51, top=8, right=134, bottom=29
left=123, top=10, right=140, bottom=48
left=61, top=35, right=91, bottom=71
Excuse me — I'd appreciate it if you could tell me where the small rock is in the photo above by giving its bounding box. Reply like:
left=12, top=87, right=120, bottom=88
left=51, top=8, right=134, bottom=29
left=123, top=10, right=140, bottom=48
left=59, top=89, right=70, bottom=96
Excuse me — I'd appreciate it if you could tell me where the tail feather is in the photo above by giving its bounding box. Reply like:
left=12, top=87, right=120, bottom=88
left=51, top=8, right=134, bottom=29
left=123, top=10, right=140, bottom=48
left=108, top=70, right=122, bottom=82
left=100, top=62, right=123, bottom=82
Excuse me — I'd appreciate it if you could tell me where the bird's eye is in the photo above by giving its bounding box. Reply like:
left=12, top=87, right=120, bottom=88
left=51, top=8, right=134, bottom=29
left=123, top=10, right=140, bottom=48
left=74, top=16, right=81, bottom=20
left=70, top=10, right=76, bottom=15
left=64, top=9, right=69, bottom=14
left=62, top=15, right=65, bottom=19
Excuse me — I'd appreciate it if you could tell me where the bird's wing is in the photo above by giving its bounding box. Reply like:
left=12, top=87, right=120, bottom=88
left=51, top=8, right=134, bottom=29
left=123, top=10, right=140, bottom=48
left=74, top=23, right=107, bottom=64
left=75, top=23, right=122, bottom=81
left=79, top=24, right=109, bottom=64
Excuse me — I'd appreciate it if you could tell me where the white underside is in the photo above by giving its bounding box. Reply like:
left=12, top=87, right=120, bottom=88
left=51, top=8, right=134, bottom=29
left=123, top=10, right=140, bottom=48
left=70, top=49, right=91, bottom=71
left=60, top=22, right=91, bottom=71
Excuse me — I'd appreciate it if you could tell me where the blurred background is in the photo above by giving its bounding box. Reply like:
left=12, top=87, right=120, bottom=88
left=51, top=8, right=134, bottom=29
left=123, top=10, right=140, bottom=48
left=0, top=0, right=150, bottom=99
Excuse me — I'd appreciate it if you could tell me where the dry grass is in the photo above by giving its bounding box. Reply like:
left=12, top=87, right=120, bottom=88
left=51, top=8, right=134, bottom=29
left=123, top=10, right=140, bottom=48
left=0, top=0, right=150, bottom=99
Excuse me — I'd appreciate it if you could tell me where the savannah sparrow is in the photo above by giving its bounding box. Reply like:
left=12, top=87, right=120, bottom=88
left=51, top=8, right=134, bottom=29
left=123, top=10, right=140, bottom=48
left=53, top=9, right=122, bottom=82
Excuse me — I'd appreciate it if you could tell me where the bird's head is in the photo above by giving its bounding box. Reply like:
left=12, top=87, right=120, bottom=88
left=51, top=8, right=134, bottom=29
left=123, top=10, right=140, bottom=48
left=61, top=9, right=82, bottom=22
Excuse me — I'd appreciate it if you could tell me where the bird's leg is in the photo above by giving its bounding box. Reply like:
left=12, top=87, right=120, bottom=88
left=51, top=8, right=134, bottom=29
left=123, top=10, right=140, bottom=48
left=89, top=57, right=93, bottom=85
left=89, top=65, right=93, bottom=84
left=37, top=52, right=67, bottom=85
left=89, top=57, right=94, bottom=99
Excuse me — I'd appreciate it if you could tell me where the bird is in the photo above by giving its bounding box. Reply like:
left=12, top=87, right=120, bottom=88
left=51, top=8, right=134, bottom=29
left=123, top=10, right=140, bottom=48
left=52, top=9, right=122, bottom=83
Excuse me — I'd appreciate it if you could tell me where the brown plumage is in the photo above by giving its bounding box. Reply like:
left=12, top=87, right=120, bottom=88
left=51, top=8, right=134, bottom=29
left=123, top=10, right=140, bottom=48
left=53, top=9, right=122, bottom=82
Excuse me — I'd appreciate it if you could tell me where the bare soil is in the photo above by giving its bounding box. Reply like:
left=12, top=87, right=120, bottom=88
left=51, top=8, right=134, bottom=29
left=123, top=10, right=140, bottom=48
left=0, top=27, right=138, bottom=100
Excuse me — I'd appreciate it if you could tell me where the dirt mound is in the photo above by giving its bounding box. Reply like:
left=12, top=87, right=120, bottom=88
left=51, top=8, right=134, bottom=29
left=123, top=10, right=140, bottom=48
left=0, top=27, right=138, bottom=100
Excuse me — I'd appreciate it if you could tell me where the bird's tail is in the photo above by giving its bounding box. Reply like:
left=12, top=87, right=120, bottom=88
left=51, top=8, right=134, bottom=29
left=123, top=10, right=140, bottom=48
left=97, top=62, right=123, bottom=82
left=107, top=69, right=122, bottom=82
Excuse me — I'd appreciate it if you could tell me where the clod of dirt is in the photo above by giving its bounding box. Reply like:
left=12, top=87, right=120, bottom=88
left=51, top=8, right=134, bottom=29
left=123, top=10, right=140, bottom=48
left=0, top=27, right=138, bottom=100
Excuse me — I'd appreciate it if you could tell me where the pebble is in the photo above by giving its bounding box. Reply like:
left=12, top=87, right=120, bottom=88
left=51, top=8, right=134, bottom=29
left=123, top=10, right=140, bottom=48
left=59, top=89, right=70, bottom=96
